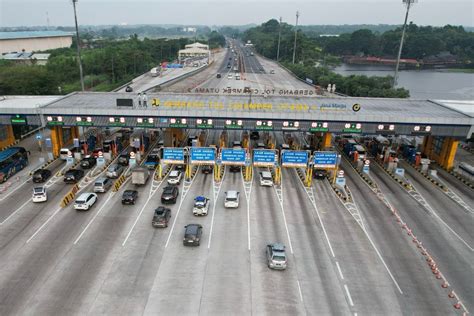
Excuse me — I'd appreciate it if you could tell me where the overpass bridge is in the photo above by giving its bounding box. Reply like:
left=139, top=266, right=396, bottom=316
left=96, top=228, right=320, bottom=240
left=0, top=92, right=472, bottom=169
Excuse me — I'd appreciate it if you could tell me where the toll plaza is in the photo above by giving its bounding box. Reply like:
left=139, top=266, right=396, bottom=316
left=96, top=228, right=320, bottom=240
left=0, top=93, right=472, bottom=172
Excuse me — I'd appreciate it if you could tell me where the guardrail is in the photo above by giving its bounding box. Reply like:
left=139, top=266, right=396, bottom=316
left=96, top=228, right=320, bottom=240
left=147, top=63, right=211, bottom=92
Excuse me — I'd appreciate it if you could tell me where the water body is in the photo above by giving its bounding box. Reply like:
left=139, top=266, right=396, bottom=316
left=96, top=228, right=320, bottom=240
left=333, top=64, right=474, bottom=100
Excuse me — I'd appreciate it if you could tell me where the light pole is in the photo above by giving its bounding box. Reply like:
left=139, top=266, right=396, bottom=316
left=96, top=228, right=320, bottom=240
left=276, top=17, right=282, bottom=62
left=72, top=0, right=85, bottom=91
left=292, top=11, right=299, bottom=64
left=393, top=0, right=416, bottom=88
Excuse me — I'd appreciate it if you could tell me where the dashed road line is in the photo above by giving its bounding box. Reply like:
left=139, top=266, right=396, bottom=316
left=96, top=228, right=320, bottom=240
left=0, top=199, right=30, bottom=225
left=297, top=280, right=304, bottom=302
left=336, top=261, right=344, bottom=280
left=344, top=284, right=354, bottom=307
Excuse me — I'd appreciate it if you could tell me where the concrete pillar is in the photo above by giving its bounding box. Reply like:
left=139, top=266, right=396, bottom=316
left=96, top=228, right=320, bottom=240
left=164, top=130, right=174, bottom=147
left=422, top=135, right=434, bottom=158
left=442, top=137, right=459, bottom=171
left=0, top=125, right=16, bottom=149
left=322, top=132, right=332, bottom=149
left=50, top=126, right=63, bottom=158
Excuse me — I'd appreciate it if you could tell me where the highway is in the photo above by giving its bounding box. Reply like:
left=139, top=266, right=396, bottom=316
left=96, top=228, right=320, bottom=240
left=1, top=40, right=473, bottom=315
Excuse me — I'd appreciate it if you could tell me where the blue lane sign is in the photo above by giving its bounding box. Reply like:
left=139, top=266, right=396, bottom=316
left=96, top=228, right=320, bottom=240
left=281, top=150, right=308, bottom=167
left=253, top=149, right=276, bottom=167
left=162, top=148, right=185, bottom=164
left=221, top=148, right=246, bottom=165
left=190, top=147, right=215, bottom=164
left=313, top=151, right=338, bottom=168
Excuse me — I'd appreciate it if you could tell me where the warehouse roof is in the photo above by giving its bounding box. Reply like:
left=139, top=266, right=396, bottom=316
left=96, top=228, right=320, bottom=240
left=0, top=31, right=73, bottom=40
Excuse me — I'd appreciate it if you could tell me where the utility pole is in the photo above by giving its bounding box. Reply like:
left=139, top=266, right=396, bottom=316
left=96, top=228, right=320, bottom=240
left=393, top=0, right=416, bottom=88
left=72, top=0, right=85, bottom=91
left=276, top=17, right=282, bottom=62
left=292, top=11, right=299, bottom=64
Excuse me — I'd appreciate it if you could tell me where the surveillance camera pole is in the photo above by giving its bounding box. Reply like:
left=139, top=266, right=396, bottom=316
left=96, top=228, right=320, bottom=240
left=276, top=17, right=282, bottom=62
left=72, top=0, right=85, bottom=91
left=292, top=11, right=299, bottom=64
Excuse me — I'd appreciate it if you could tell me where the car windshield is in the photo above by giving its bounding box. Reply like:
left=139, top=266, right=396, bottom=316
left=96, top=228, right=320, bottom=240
left=226, top=197, right=237, bottom=201
left=272, top=255, right=286, bottom=262
left=164, top=188, right=174, bottom=194
left=75, top=200, right=85, bottom=204
left=33, top=187, right=44, bottom=193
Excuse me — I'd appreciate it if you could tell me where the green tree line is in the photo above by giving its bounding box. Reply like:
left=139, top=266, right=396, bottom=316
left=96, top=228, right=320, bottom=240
left=0, top=31, right=225, bottom=95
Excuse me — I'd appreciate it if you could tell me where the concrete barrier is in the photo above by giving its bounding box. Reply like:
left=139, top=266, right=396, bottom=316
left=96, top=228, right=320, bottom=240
left=60, top=184, right=79, bottom=207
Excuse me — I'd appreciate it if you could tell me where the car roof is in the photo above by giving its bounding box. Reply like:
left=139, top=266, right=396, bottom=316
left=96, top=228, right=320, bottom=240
left=170, top=170, right=180, bottom=175
left=155, top=207, right=168, bottom=214
left=77, top=192, right=93, bottom=200
left=195, top=196, right=207, bottom=202
left=226, top=190, right=239, bottom=197
left=124, top=190, right=137, bottom=194
left=261, top=171, right=272, bottom=177
left=185, top=223, right=202, bottom=231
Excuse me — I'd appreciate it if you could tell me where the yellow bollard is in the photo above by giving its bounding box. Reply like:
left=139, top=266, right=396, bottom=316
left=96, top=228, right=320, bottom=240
left=305, top=167, right=313, bottom=187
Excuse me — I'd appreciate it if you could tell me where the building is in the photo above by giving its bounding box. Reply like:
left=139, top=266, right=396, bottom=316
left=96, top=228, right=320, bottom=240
left=179, top=42, right=210, bottom=63
left=0, top=52, right=51, bottom=65
left=0, top=31, right=73, bottom=55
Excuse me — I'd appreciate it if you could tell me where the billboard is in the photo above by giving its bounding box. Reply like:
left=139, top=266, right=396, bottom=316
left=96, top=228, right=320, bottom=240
left=221, top=148, right=246, bottom=165
left=190, top=147, right=215, bottom=165
left=313, top=152, right=338, bottom=168
left=281, top=150, right=308, bottom=167
left=253, top=149, right=277, bottom=167
left=162, top=148, right=185, bottom=164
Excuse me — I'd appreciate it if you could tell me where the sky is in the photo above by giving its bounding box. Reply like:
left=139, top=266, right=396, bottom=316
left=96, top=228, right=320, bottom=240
left=0, top=0, right=473, bottom=27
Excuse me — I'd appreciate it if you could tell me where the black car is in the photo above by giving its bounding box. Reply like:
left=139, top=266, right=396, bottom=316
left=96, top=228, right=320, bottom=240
left=229, top=165, right=241, bottom=173
left=227, top=64, right=231, bottom=68
left=122, top=190, right=138, bottom=205
left=125, top=85, right=133, bottom=92
left=161, top=186, right=179, bottom=204
left=152, top=207, right=171, bottom=228
left=80, top=156, right=97, bottom=169
left=250, top=131, right=259, bottom=140
left=64, top=169, right=84, bottom=184
left=183, top=224, right=203, bottom=246
left=32, top=169, right=52, bottom=183
left=216, top=73, right=221, bottom=78
left=175, top=164, right=185, bottom=171
left=313, top=169, right=328, bottom=180
left=201, top=165, right=213, bottom=174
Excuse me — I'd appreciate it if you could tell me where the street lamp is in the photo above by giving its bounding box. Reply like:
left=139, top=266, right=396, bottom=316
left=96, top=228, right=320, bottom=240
left=276, top=17, right=282, bottom=62
left=393, top=0, right=417, bottom=88
left=72, top=0, right=85, bottom=91
left=292, top=11, right=300, bottom=64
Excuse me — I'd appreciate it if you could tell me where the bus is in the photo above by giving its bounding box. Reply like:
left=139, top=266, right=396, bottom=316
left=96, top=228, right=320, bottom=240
left=0, top=147, right=28, bottom=183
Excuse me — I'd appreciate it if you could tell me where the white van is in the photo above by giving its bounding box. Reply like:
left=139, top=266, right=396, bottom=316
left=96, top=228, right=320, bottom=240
left=94, top=177, right=112, bottom=193
left=60, top=148, right=74, bottom=160
left=32, top=187, right=47, bottom=203
left=224, top=190, right=240, bottom=208
left=259, top=171, right=273, bottom=187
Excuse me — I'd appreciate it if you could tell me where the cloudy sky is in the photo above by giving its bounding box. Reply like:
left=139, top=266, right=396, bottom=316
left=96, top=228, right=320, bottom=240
left=0, top=0, right=473, bottom=27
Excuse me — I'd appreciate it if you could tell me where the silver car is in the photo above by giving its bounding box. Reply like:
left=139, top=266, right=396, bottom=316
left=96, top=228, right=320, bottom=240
left=266, top=243, right=287, bottom=270
left=106, top=163, right=124, bottom=179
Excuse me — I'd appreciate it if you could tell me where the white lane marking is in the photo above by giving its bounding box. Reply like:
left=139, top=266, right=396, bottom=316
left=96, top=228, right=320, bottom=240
left=336, top=261, right=344, bottom=280
left=241, top=168, right=252, bottom=251
left=361, top=225, right=404, bottom=294
left=344, top=284, right=354, bottom=307
left=208, top=171, right=224, bottom=249
left=296, top=280, right=304, bottom=302
left=272, top=171, right=294, bottom=254
left=122, top=194, right=154, bottom=246
left=164, top=175, right=198, bottom=248
left=73, top=192, right=115, bottom=244
left=0, top=178, right=30, bottom=201
left=0, top=199, right=30, bottom=225
left=26, top=207, right=62, bottom=243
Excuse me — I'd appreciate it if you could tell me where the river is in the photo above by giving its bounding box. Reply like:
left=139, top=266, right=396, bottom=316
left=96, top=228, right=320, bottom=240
left=333, top=64, right=474, bottom=100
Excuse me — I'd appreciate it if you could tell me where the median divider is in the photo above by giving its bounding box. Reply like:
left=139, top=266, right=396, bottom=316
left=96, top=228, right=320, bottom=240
left=112, top=174, right=126, bottom=192
left=60, top=184, right=79, bottom=208
left=406, top=162, right=448, bottom=191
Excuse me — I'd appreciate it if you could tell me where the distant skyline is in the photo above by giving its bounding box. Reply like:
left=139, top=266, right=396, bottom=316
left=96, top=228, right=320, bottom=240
left=1, top=0, right=473, bottom=28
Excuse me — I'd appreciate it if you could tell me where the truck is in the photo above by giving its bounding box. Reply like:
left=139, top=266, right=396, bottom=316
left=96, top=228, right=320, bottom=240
left=150, top=67, right=159, bottom=77
left=131, top=167, right=150, bottom=185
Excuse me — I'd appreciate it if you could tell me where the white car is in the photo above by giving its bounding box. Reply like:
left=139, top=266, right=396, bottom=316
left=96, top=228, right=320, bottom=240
left=259, top=171, right=273, bottom=187
left=74, top=192, right=98, bottom=211
left=224, top=190, right=240, bottom=208
left=32, top=187, right=47, bottom=203
left=227, top=73, right=233, bottom=79
left=167, top=170, right=182, bottom=185
left=193, top=196, right=209, bottom=216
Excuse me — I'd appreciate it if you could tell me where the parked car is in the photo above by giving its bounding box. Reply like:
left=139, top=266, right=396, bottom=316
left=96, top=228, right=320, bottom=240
left=313, top=169, right=328, bottom=180
left=167, top=170, right=182, bottom=185
left=229, top=165, right=241, bottom=173
left=224, top=190, right=240, bottom=208
left=80, top=155, right=96, bottom=169
left=152, top=207, right=171, bottom=228
left=93, top=177, right=112, bottom=193
left=259, top=171, right=273, bottom=187
left=121, top=190, right=138, bottom=205
left=32, top=169, right=51, bottom=183
left=32, top=186, right=47, bottom=203
left=106, top=163, right=124, bottom=179
left=193, top=196, right=209, bottom=216
left=64, top=169, right=84, bottom=184
left=183, top=224, right=203, bottom=246
left=201, top=165, right=213, bottom=174
left=250, top=131, right=259, bottom=140
left=161, top=186, right=179, bottom=204
left=74, top=192, right=98, bottom=211
left=266, top=243, right=287, bottom=270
